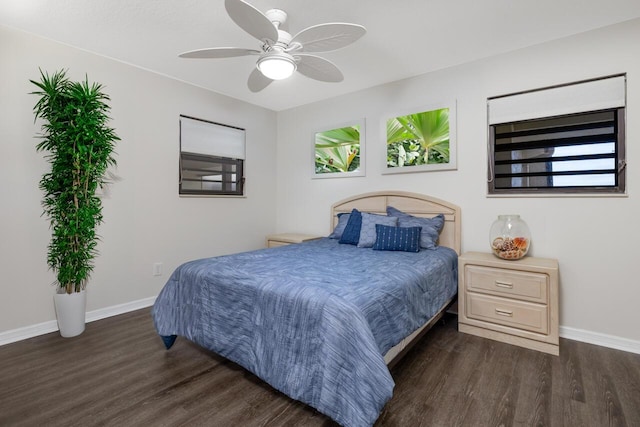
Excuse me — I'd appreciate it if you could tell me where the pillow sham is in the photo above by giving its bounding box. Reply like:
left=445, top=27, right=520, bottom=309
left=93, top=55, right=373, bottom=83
left=386, top=206, right=445, bottom=250
left=328, top=213, right=350, bottom=239
left=373, top=224, right=422, bottom=252
left=338, top=209, right=362, bottom=245
left=357, top=212, right=398, bottom=248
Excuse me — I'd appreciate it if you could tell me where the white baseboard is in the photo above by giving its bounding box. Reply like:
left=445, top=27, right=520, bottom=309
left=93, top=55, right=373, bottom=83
left=0, top=296, right=156, bottom=346
left=3, top=301, right=639, bottom=356
left=85, top=296, right=156, bottom=323
left=560, top=326, right=640, bottom=355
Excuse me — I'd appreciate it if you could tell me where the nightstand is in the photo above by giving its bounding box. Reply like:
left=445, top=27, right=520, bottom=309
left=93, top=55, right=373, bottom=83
left=458, top=251, right=559, bottom=355
left=265, top=233, right=322, bottom=248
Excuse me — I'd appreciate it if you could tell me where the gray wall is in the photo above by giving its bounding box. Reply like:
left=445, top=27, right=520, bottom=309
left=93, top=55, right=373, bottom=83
left=0, top=26, right=278, bottom=332
left=276, top=19, right=640, bottom=348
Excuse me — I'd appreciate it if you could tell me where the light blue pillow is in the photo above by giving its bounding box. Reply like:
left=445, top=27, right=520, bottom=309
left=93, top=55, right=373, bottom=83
left=373, top=224, right=422, bottom=252
left=386, top=206, right=444, bottom=250
left=357, top=212, right=398, bottom=248
left=328, top=213, right=350, bottom=239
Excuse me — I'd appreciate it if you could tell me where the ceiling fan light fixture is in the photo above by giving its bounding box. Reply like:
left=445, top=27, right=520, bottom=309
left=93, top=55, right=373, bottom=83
left=257, top=52, right=296, bottom=80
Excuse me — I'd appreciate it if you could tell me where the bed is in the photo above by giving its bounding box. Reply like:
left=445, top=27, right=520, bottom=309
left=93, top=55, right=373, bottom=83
left=152, top=191, right=461, bottom=427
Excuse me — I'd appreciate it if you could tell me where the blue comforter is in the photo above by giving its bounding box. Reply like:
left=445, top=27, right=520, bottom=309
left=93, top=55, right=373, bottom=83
left=152, top=238, right=457, bottom=427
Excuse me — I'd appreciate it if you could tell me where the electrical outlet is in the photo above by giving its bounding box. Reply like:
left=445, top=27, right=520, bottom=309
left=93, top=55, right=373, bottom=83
left=153, top=262, right=163, bottom=276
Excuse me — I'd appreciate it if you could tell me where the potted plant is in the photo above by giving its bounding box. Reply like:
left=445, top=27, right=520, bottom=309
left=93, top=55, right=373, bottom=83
left=31, top=69, right=120, bottom=337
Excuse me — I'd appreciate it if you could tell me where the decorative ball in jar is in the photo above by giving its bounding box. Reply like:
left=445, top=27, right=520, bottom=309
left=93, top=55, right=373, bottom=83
left=490, top=215, right=530, bottom=260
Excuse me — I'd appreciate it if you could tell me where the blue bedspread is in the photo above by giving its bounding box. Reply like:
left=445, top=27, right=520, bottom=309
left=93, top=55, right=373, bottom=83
left=152, top=238, right=458, bottom=427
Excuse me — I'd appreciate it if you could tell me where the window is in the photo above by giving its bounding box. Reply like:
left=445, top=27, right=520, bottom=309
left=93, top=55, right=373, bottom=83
left=179, top=115, right=245, bottom=196
left=488, top=75, right=626, bottom=195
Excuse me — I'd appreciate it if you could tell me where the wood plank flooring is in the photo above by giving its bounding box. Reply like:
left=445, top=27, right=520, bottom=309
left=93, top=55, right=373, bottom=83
left=1, top=309, right=638, bottom=426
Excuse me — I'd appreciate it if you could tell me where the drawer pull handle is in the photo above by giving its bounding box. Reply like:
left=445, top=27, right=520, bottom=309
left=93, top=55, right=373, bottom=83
left=495, top=280, right=513, bottom=289
left=495, top=308, right=513, bottom=317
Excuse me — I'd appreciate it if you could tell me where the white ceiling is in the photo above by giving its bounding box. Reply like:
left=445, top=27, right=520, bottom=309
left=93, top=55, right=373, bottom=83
left=2, top=0, right=640, bottom=111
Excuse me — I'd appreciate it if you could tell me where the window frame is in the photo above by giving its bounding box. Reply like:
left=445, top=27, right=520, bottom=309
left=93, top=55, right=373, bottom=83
left=487, top=76, right=626, bottom=196
left=179, top=115, right=246, bottom=197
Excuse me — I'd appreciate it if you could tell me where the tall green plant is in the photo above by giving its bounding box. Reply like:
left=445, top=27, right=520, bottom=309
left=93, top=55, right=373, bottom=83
left=31, top=69, right=120, bottom=294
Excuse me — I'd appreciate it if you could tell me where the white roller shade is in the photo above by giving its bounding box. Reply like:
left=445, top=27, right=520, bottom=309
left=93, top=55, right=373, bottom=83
left=488, top=75, right=626, bottom=125
left=180, top=116, right=245, bottom=160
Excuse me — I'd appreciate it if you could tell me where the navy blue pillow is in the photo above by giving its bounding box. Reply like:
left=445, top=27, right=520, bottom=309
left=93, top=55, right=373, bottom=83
left=372, top=224, right=422, bottom=253
left=338, top=209, right=362, bottom=245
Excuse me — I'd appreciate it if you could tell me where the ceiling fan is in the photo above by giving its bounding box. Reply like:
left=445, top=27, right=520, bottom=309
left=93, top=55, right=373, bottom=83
left=179, top=0, right=367, bottom=92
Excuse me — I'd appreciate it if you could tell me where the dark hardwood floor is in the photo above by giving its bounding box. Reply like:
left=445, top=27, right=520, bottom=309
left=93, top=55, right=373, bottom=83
left=1, top=308, right=638, bottom=427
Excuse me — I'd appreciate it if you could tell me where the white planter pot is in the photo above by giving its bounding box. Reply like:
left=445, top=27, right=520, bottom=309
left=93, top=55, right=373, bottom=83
left=53, top=290, right=87, bottom=338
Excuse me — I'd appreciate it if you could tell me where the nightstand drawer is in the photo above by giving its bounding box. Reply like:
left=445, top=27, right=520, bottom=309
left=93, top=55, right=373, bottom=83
left=465, top=265, right=548, bottom=303
left=466, top=293, right=548, bottom=335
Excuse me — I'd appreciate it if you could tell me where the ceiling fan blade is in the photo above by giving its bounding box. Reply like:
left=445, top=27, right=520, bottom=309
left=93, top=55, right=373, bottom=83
left=248, top=68, right=273, bottom=92
left=179, top=47, right=260, bottom=59
left=225, top=0, right=278, bottom=43
left=295, top=54, right=343, bottom=82
left=291, top=23, right=366, bottom=53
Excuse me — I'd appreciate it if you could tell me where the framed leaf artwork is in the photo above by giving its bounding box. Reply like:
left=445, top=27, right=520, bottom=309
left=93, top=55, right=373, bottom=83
left=384, top=101, right=456, bottom=174
left=313, top=119, right=365, bottom=178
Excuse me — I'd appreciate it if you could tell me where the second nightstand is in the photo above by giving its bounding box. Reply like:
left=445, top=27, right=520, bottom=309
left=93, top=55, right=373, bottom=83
left=266, top=233, right=322, bottom=248
left=458, top=251, right=559, bottom=355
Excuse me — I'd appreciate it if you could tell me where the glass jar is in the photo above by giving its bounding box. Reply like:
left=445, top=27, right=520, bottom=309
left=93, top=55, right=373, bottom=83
left=489, top=215, right=531, bottom=260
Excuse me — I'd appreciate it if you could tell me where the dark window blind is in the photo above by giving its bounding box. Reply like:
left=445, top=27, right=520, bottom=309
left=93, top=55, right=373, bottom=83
left=489, top=109, right=625, bottom=194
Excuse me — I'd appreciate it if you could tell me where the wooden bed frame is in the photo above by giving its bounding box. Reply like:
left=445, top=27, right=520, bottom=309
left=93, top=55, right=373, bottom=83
left=330, top=191, right=461, bottom=367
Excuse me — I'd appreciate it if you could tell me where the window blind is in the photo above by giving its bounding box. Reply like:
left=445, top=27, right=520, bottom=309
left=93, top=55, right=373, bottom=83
left=488, top=75, right=626, bottom=125
left=491, top=110, right=623, bottom=192
left=180, top=115, right=245, bottom=160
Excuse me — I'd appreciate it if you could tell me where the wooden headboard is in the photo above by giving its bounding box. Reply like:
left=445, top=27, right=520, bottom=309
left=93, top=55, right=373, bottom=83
left=331, top=191, right=461, bottom=255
